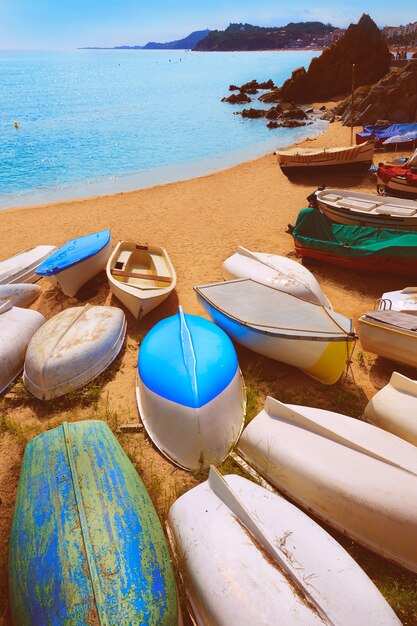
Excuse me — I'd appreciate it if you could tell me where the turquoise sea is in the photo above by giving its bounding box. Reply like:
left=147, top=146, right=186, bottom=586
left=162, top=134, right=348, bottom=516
left=0, top=49, right=323, bottom=208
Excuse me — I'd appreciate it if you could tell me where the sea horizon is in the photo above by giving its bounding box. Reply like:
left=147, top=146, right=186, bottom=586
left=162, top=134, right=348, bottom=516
left=0, top=49, right=325, bottom=209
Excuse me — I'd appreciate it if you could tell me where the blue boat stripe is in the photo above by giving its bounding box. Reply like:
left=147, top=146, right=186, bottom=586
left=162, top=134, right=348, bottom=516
left=63, top=422, right=106, bottom=626
left=178, top=307, right=200, bottom=410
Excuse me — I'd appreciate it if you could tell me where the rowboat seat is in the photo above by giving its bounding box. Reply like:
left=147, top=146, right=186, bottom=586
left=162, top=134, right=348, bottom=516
left=364, top=310, right=417, bottom=332
left=336, top=199, right=379, bottom=211
left=322, top=194, right=342, bottom=202
left=111, top=268, right=172, bottom=283
left=374, top=205, right=417, bottom=216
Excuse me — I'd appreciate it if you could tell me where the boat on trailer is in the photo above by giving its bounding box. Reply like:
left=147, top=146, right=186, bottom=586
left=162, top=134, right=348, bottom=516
left=167, top=466, right=400, bottom=626
left=107, top=241, right=176, bottom=319
left=237, top=396, right=417, bottom=573
left=9, top=420, right=179, bottom=625
left=314, top=188, right=417, bottom=230
left=0, top=245, right=56, bottom=285
left=36, top=230, right=111, bottom=297
left=276, top=141, right=374, bottom=176
left=222, top=246, right=331, bottom=307
left=136, top=307, right=245, bottom=470
left=194, top=278, right=355, bottom=385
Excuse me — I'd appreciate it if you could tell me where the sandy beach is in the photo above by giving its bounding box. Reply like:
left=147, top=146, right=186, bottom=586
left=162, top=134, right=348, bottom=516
left=1, top=119, right=416, bottom=623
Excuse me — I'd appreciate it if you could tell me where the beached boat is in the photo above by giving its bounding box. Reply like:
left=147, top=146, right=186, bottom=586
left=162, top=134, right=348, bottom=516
left=276, top=141, right=374, bottom=175
left=364, top=372, right=417, bottom=446
left=358, top=310, right=417, bottom=369
left=167, top=466, right=400, bottom=626
left=237, top=396, right=417, bottom=572
left=0, top=245, right=56, bottom=285
left=378, top=287, right=417, bottom=314
left=0, top=301, right=45, bottom=394
left=291, top=207, right=417, bottom=276
left=194, top=278, right=355, bottom=385
left=9, top=420, right=179, bottom=625
left=136, top=307, right=245, bottom=470
left=24, top=304, right=126, bottom=400
left=0, top=283, right=41, bottom=308
left=314, top=188, right=417, bottom=230
left=107, top=241, right=176, bottom=319
left=36, top=230, right=111, bottom=297
left=377, top=162, right=417, bottom=199
left=222, top=246, right=331, bottom=307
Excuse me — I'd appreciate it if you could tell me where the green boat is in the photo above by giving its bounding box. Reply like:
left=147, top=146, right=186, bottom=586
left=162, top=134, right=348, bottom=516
left=9, top=420, right=179, bottom=625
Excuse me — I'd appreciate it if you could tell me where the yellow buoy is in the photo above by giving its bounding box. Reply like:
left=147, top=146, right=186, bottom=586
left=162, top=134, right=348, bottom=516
left=14, top=121, right=19, bottom=129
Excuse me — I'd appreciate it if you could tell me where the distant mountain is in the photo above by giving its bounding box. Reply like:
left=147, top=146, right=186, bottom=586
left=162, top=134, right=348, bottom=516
left=142, top=29, right=210, bottom=50
left=194, top=22, right=340, bottom=51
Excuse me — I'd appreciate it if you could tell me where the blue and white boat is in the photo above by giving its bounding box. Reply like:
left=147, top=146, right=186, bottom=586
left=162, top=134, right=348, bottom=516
left=136, top=307, right=245, bottom=471
left=36, top=230, right=111, bottom=296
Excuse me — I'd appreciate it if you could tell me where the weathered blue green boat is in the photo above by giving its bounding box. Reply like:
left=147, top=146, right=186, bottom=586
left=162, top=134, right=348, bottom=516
left=9, top=420, right=179, bottom=625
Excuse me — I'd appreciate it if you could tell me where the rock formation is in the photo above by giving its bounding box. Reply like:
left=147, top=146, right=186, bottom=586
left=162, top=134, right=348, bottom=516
left=221, top=93, right=252, bottom=104
left=280, top=14, right=391, bottom=103
left=334, top=61, right=417, bottom=125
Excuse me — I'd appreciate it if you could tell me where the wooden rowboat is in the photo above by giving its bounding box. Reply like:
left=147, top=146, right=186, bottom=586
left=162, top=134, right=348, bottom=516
left=315, top=188, right=417, bottom=230
left=222, top=246, right=331, bottom=307
left=237, top=396, right=417, bottom=572
left=358, top=310, right=417, bottom=369
left=24, top=304, right=126, bottom=400
left=136, top=307, right=245, bottom=470
left=194, top=278, right=355, bottom=385
left=9, top=420, right=179, bottom=625
left=167, top=466, right=400, bottom=625
left=276, top=141, right=374, bottom=176
left=36, top=230, right=111, bottom=297
left=364, top=372, right=417, bottom=446
left=107, top=241, right=176, bottom=319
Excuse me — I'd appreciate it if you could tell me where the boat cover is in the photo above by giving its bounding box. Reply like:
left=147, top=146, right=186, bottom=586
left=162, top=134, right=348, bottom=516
left=292, top=208, right=417, bottom=258
left=377, top=165, right=417, bottom=188
left=357, top=123, right=417, bottom=142
left=138, top=309, right=238, bottom=408
left=36, top=230, right=110, bottom=275
left=195, top=279, right=352, bottom=339
left=363, top=310, right=417, bottom=332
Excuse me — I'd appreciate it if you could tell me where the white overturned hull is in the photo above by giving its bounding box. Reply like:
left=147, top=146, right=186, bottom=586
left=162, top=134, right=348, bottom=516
left=136, top=308, right=245, bottom=470
left=0, top=302, right=45, bottom=394
left=358, top=310, right=417, bottom=369
left=0, top=284, right=41, bottom=308
left=316, top=188, right=417, bottom=229
left=168, top=467, right=400, bottom=626
left=24, top=304, right=126, bottom=400
left=365, top=372, right=417, bottom=446
left=238, top=397, right=417, bottom=572
left=107, top=242, right=176, bottom=319
left=378, top=287, right=417, bottom=314
left=0, top=246, right=56, bottom=285
left=222, top=246, right=331, bottom=307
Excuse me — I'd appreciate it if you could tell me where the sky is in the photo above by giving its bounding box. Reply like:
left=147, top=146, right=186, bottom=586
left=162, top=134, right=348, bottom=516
left=1, top=0, right=417, bottom=50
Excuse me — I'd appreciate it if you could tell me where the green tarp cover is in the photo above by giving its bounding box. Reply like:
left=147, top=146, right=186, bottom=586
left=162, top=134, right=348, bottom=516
left=292, top=207, right=417, bottom=258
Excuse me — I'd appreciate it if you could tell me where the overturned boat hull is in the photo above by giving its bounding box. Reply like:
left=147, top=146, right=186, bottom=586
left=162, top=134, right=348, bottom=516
left=0, top=245, right=56, bottom=285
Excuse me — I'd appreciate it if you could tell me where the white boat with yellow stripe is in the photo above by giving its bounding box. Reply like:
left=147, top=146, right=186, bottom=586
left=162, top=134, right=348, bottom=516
left=194, top=278, right=355, bottom=385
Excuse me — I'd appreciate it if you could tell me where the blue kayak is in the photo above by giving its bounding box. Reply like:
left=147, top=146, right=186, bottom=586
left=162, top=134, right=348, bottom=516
left=36, top=230, right=111, bottom=276
left=9, top=420, right=179, bottom=625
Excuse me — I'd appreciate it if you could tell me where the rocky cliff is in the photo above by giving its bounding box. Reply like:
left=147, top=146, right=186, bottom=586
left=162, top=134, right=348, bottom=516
left=280, top=14, right=391, bottom=103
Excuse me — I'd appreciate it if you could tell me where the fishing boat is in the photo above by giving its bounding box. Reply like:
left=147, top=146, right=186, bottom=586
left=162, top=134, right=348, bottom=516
left=136, top=307, right=245, bottom=470
left=364, top=372, right=417, bottom=446
left=276, top=141, right=374, bottom=176
left=377, top=287, right=417, bottom=314
left=358, top=310, right=417, bottom=369
left=222, top=246, right=331, bottom=307
left=106, top=241, right=176, bottom=319
left=24, top=304, right=126, bottom=400
left=194, top=278, right=355, bottom=385
left=314, top=188, right=417, bottom=230
left=0, top=301, right=45, bottom=394
left=0, top=245, right=56, bottom=285
left=167, top=466, right=400, bottom=626
left=291, top=207, right=417, bottom=276
left=36, top=230, right=111, bottom=297
left=0, top=284, right=41, bottom=308
left=237, top=396, right=417, bottom=573
left=377, top=162, right=417, bottom=199
left=9, top=420, right=179, bottom=625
